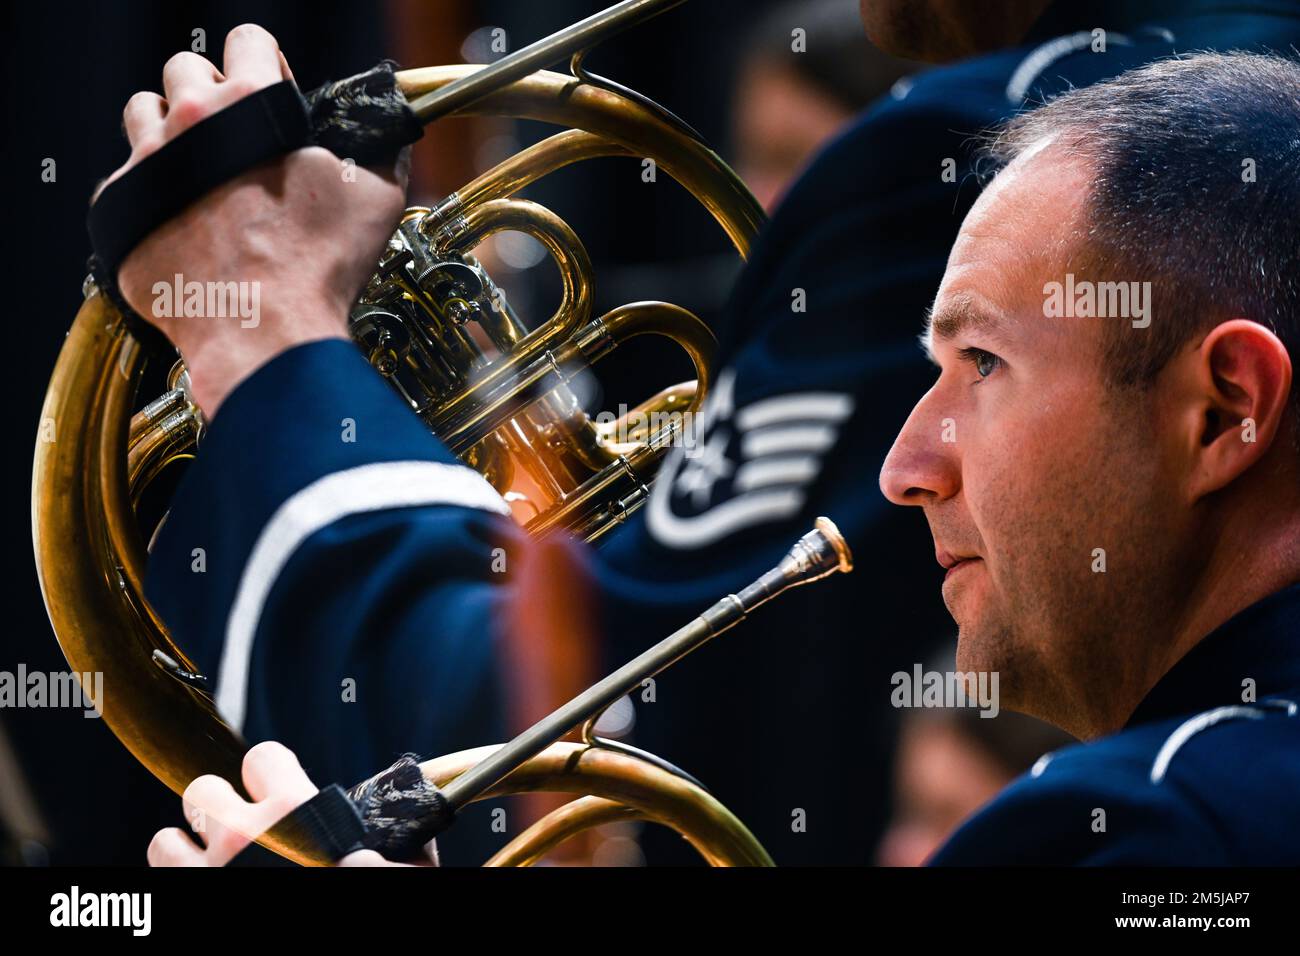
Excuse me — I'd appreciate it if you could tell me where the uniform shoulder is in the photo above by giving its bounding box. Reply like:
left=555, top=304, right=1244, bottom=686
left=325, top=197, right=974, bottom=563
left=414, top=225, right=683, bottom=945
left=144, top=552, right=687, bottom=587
left=930, top=700, right=1300, bottom=865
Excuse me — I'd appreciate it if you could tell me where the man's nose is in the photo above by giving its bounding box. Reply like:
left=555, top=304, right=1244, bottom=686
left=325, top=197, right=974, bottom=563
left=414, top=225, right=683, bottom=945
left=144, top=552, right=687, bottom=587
left=879, top=394, right=960, bottom=506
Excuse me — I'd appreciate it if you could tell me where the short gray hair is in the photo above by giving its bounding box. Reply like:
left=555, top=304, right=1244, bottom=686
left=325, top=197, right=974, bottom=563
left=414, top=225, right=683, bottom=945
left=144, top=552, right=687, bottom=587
left=981, top=51, right=1300, bottom=389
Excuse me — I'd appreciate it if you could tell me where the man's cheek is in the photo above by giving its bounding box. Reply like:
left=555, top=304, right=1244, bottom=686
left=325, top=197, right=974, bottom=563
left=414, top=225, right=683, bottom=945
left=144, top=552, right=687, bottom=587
left=965, top=450, right=1044, bottom=598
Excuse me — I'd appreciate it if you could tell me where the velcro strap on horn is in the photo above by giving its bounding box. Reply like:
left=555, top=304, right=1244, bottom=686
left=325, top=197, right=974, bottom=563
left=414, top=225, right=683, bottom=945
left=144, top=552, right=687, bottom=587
left=302, top=60, right=424, bottom=165
left=86, top=61, right=422, bottom=308
left=228, top=755, right=453, bottom=867
left=347, top=754, right=456, bottom=860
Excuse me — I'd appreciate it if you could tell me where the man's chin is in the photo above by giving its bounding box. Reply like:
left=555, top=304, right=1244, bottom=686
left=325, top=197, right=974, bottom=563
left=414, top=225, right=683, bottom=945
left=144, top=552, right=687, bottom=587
left=953, top=627, right=990, bottom=675
left=953, top=615, right=1041, bottom=721
left=944, top=568, right=1007, bottom=673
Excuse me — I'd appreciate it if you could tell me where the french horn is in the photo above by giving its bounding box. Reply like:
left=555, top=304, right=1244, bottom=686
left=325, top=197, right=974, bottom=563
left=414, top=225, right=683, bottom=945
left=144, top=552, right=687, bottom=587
left=29, top=0, right=836, bottom=865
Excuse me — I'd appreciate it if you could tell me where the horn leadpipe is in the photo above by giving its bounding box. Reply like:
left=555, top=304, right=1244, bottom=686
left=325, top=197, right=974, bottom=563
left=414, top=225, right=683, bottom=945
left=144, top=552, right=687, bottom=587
left=405, top=0, right=687, bottom=123
left=439, top=517, right=853, bottom=811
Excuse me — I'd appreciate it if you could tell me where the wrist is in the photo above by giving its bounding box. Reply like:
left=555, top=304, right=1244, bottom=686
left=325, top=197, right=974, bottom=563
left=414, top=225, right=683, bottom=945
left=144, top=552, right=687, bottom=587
left=177, top=302, right=351, bottom=417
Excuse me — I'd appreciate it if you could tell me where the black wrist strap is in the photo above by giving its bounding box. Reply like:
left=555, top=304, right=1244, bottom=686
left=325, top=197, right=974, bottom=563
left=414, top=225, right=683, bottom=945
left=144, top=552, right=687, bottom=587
left=88, top=79, right=311, bottom=281
left=228, top=783, right=368, bottom=867
left=227, top=755, right=456, bottom=867
left=86, top=61, right=423, bottom=301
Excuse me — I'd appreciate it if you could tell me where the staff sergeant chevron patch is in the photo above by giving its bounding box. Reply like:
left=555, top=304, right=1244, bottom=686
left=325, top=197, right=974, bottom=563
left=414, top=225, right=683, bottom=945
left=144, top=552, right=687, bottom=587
left=647, top=368, right=855, bottom=548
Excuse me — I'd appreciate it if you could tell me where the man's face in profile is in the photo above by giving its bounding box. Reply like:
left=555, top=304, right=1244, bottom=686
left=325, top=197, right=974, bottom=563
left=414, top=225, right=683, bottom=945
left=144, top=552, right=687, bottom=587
left=880, top=144, right=1189, bottom=729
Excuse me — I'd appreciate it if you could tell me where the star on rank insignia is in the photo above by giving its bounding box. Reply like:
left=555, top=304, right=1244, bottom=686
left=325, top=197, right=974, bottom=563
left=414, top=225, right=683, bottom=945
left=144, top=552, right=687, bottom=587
left=646, top=368, right=856, bottom=548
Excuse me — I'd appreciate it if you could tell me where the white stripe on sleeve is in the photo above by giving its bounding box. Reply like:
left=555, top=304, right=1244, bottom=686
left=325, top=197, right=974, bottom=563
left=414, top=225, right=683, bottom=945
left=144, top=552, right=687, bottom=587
left=215, top=460, right=511, bottom=732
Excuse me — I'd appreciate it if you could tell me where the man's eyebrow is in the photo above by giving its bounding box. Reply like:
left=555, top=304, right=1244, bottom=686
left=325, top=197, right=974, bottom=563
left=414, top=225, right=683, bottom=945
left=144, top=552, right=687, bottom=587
left=922, top=295, right=1004, bottom=357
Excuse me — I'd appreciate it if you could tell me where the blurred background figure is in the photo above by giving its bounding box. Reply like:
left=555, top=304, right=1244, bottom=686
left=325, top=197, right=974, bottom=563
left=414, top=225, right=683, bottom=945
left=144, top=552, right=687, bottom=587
left=581, top=0, right=922, bottom=352
left=875, top=652, right=1074, bottom=867
left=732, top=0, right=920, bottom=213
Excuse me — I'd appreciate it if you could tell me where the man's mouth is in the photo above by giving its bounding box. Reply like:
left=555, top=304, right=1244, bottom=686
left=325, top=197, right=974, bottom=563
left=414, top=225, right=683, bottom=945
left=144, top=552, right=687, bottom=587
left=936, top=549, right=982, bottom=580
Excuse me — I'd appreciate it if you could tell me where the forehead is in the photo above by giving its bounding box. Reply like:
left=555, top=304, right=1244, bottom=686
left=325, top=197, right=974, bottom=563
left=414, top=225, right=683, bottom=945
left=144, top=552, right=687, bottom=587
left=926, top=145, right=1097, bottom=353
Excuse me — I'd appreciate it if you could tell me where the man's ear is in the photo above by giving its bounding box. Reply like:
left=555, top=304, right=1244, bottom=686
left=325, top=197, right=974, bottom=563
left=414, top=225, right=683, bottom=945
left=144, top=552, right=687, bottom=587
left=1185, top=319, right=1293, bottom=500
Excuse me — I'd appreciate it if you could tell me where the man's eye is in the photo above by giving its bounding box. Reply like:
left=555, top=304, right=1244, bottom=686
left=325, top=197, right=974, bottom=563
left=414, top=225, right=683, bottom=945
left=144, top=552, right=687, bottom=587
left=957, top=347, right=1002, bottom=379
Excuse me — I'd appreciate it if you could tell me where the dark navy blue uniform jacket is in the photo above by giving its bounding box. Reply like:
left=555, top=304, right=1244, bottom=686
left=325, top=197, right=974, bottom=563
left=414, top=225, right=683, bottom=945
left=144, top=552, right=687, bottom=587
left=144, top=0, right=1300, bottom=863
left=931, top=585, right=1300, bottom=865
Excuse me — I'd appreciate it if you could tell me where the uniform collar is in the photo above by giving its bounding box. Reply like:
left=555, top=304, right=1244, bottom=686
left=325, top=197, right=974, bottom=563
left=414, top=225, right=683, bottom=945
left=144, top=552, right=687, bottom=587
left=1028, top=0, right=1300, bottom=41
left=1125, top=582, right=1300, bottom=728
